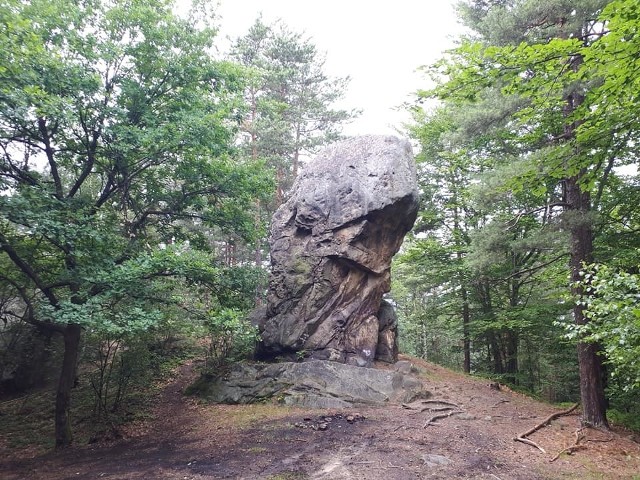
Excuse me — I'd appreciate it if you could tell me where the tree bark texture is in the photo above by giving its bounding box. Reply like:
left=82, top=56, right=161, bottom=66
left=462, top=287, right=471, bottom=374
left=55, top=323, right=82, bottom=448
left=566, top=175, right=608, bottom=428
left=562, top=40, right=608, bottom=427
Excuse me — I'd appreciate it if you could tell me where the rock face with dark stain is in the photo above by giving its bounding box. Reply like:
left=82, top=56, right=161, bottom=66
left=257, top=135, right=419, bottom=366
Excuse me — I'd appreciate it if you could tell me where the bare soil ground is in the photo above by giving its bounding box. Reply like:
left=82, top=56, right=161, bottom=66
left=2, top=356, right=639, bottom=480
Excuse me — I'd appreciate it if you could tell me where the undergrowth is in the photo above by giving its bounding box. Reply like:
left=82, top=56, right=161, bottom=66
left=0, top=338, right=201, bottom=452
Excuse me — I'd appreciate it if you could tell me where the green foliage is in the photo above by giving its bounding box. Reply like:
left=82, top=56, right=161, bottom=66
left=400, top=1, right=640, bottom=417
left=230, top=16, right=357, bottom=198
left=0, top=0, right=272, bottom=325
left=204, top=308, right=258, bottom=368
left=0, top=0, right=275, bottom=446
left=0, top=329, right=199, bottom=451
left=570, top=264, right=640, bottom=392
left=607, top=387, right=640, bottom=432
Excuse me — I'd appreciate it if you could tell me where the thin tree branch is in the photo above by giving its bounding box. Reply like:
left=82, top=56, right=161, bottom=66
left=501, top=253, right=568, bottom=282
left=0, top=232, right=60, bottom=308
left=37, top=117, right=63, bottom=199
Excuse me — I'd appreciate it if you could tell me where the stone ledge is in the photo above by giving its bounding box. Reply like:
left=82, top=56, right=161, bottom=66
left=190, top=360, right=430, bottom=409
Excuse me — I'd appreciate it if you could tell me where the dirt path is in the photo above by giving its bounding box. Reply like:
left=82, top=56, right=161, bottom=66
left=2, top=358, right=639, bottom=479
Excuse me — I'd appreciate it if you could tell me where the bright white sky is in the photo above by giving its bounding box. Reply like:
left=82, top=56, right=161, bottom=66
left=213, top=0, right=464, bottom=136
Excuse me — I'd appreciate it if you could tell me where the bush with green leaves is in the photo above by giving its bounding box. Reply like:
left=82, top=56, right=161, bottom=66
left=204, top=308, right=258, bottom=368
left=572, top=264, right=640, bottom=393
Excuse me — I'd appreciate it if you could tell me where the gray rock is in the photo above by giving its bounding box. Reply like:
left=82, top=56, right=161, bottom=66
left=194, top=360, right=429, bottom=408
left=375, top=300, right=399, bottom=363
left=421, top=454, right=452, bottom=468
left=256, top=136, right=419, bottom=366
left=458, top=413, right=478, bottom=421
left=393, top=360, right=414, bottom=375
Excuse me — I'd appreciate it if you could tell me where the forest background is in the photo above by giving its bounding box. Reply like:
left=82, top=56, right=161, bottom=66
left=0, top=0, right=639, bottom=449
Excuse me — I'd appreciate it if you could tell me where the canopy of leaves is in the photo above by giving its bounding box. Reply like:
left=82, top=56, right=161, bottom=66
left=0, top=0, right=273, bottom=335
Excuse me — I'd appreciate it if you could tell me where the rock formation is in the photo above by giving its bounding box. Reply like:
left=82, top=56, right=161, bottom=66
left=256, top=135, right=419, bottom=366
left=192, top=360, right=429, bottom=408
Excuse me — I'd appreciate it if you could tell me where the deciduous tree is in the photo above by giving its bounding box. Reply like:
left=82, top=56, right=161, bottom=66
left=0, top=0, right=270, bottom=446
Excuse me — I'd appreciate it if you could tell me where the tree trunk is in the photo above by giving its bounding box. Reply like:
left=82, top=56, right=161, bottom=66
left=505, top=275, right=520, bottom=384
left=559, top=32, right=608, bottom=427
left=276, top=167, right=285, bottom=206
left=504, top=331, right=518, bottom=385
left=566, top=176, right=608, bottom=428
left=55, top=323, right=81, bottom=448
left=462, top=287, right=471, bottom=374
left=488, top=332, right=504, bottom=374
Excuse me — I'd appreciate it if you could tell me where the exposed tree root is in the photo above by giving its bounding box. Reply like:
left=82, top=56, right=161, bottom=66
left=514, top=403, right=579, bottom=454
left=402, top=399, right=461, bottom=413
left=423, top=410, right=462, bottom=428
left=549, top=426, right=616, bottom=462
left=401, top=399, right=466, bottom=428
left=550, top=427, right=587, bottom=462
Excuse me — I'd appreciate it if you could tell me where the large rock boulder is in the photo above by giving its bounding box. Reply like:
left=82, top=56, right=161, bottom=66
left=191, top=360, right=428, bottom=408
left=257, top=135, right=419, bottom=366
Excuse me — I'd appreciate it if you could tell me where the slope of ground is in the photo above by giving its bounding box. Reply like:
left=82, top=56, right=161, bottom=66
left=2, top=356, right=639, bottom=479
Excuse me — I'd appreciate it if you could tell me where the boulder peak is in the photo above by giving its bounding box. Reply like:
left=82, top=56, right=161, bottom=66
left=257, top=135, right=419, bottom=366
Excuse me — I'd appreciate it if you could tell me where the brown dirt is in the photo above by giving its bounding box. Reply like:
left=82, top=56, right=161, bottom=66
left=2, top=356, right=639, bottom=480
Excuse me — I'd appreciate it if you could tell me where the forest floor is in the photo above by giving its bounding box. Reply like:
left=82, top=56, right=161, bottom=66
left=2, top=356, right=640, bottom=480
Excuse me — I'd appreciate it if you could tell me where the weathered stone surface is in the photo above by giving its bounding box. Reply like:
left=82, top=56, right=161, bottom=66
left=393, top=360, right=414, bottom=375
left=375, top=299, right=399, bottom=363
left=257, top=135, right=418, bottom=366
left=193, top=360, right=429, bottom=408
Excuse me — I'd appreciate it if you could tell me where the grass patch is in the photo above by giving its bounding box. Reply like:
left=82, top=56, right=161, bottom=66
left=608, top=408, right=640, bottom=433
left=0, top=390, right=56, bottom=451
left=198, top=403, right=321, bottom=431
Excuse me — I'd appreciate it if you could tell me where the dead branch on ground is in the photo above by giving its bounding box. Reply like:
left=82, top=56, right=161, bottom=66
left=514, top=403, right=579, bottom=454
left=516, top=437, right=547, bottom=453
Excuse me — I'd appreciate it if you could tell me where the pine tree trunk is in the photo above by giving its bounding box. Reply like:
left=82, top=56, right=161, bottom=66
left=55, top=323, right=81, bottom=448
left=560, top=37, right=608, bottom=427
left=462, top=288, right=471, bottom=374
left=505, top=278, right=520, bottom=383
left=566, top=176, right=608, bottom=428
left=504, top=331, right=518, bottom=385
left=489, top=332, right=504, bottom=374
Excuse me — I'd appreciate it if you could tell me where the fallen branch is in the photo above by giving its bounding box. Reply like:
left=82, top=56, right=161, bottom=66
left=515, top=436, right=546, bottom=453
left=424, top=410, right=462, bottom=428
left=586, top=437, right=614, bottom=443
left=514, top=403, right=579, bottom=453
